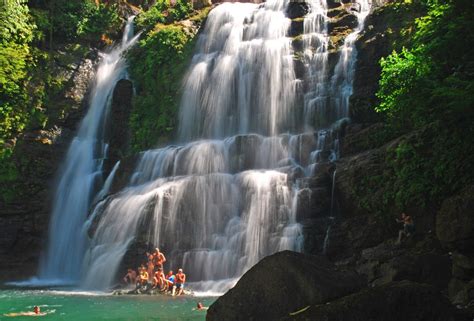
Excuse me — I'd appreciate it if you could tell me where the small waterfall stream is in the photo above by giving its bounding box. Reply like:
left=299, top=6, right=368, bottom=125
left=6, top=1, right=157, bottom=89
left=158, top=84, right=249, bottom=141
left=39, top=17, right=139, bottom=284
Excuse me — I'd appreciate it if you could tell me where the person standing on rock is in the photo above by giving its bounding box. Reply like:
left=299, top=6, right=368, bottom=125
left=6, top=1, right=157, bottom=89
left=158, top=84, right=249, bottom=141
left=153, top=248, right=167, bottom=270
left=173, top=268, right=186, bottom=296
left=146, top=253, right=155, bottom=282
left=396, top=212, right=414, bottom=244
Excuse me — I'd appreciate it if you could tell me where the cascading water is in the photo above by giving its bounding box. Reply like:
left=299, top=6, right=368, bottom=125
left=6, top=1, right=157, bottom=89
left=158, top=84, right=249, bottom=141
left=38, top=17, right=139, bottom=284
left=81, top=0, right=371, bottom=293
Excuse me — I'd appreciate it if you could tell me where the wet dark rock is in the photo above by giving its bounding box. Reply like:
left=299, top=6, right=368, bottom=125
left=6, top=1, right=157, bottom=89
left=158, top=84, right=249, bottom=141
left=280, top=281, right=469, bottom=321
left=296, top=187, right=331, bottom=222
left=207, top=251, right=364, bottom=321
left=288, top=18, right=304, bottom=37
left=109, top=154, right=140, bottom=195
left=452, top=252, right=474, bottom=281
left=328, top=11, right=358, bottom=34
left=104, top=79, right=134, bottom=175
left=334, top=147, right=386, bottom=217
left=286, top=2, right=310, bottom=19
left=436, top=185, right=474, bottom=251
left=340, top=122, right=386, bottom=157
left=327, top=0, right=341, bottom=9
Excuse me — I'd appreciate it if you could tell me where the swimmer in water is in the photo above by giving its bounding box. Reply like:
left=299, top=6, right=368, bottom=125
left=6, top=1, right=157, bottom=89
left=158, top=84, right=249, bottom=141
left=4, top=305, right=47, bottom=317
left=193, top=302, right=208, bottom=311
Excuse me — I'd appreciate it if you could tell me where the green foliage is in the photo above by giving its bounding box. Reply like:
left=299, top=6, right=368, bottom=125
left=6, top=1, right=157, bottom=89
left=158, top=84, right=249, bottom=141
left=36, top=0, right=121, bottom=42
left=128, top=24, right=197, bottom=151
left=76, top=3, right=120, bottom=39
left=136, top=0, right=193, bottom=30
left=368, top=0, right=474, bottom=214
left=0, top=0, right=35, bottom=140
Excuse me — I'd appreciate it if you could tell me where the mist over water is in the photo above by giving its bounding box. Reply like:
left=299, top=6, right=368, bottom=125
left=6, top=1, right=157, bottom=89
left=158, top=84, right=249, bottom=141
left=39, top=0, right=371, bottom=293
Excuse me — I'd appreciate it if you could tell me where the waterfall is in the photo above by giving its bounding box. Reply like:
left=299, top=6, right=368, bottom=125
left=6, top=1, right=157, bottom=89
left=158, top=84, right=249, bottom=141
left=38, top=17, right=139, bottom=284
left=81, top=0, right=372, bottom=292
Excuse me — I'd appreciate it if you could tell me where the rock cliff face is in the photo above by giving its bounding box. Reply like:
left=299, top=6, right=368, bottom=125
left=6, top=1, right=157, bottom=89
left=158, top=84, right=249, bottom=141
left=0, top=49, right=97, bottom=282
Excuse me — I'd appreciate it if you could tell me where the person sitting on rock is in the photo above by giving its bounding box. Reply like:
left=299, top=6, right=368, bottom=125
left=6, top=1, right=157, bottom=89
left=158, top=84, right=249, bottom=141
left=123, top=268, right=137, bottom=286
left=173, top=268, right=186, bottom=296
left=137, top=265, right=149, bottom=288
left=153, top=268, right=167, bottom=291
left=153, top=248, right=167, bottom=270
left=165, top=270, right=175, bottom=292
left=396, top=212, right=415, bottom=244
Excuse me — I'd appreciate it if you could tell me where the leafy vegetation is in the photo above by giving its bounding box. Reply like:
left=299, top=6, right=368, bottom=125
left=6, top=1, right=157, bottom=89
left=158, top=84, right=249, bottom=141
left=358, top=0, right=474, bottom=216
left=136, top=0, right=193, bottom=30
left=0, top=0, right=122, bottom=202
left=128, top=4, right=210, bottom=151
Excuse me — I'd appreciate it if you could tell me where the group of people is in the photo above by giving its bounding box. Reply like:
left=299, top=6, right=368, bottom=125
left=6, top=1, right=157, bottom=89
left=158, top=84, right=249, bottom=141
left=123, top=248, right=186, bottom=296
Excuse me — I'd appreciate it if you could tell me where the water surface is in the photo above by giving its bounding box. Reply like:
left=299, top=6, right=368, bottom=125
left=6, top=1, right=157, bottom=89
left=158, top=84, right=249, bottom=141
left=0, top=289, right=214, bottom=321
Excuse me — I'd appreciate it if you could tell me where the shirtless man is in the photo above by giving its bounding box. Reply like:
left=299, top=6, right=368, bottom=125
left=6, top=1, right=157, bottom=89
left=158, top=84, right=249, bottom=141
left=153, top=248, right=166, bottom=270
left=173, top=268, right=186, bottom=296
left=153, top=268, right=166, bottom=291
left=123, top=268, right=137, bottom=286
left=396, top=212, right=415, bottom=244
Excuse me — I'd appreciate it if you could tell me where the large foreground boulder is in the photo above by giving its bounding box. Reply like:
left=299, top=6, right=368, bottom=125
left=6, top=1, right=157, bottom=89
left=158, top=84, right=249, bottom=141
left=281, top=281, right=468, bottom=321
left=206, top=251, right=364, bottom=321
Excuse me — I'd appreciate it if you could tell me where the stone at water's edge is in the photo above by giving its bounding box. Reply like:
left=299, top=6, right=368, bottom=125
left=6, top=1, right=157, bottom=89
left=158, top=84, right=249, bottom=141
left=280, top=281, right=469, bottom=321
left=206, top=251, right=364, bottom=321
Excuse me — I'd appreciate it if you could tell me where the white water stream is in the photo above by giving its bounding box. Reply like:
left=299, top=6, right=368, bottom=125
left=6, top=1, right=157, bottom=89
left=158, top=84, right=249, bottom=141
left=38, top=17, right=139, bottom=284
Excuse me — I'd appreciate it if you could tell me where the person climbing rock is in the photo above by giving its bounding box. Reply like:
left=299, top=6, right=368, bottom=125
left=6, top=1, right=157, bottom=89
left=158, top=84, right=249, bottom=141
left=123, top=268, right=137, bottom=286
left=396, top=212, right=414, bottom=244
left=173, top=268, right=186, bottom=296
